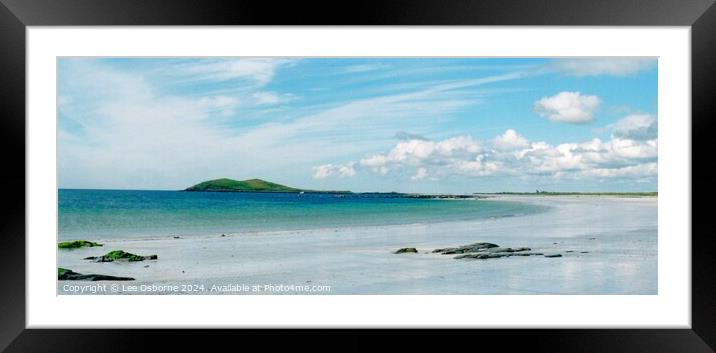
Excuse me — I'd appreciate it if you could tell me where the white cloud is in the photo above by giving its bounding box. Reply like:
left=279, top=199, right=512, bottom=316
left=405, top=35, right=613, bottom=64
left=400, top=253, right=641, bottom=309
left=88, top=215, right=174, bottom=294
left=312, top=163, right=356, bottom=179
left=343, top=127, right=657, bottom=182
left=578, top=162, right=657, bottom=178
left=197, top=96, right=240, bottom=117
left=551, top=58, right=656, bottom=77
left=359, top=136, right=482, bottom=171
left=610, top=138, right=658, bottom=159
left=493, top=129, right=529, bottom=150
left=176, top=58, right=292, bottom=85
left=610, top=114, right=657, bottom=140
left=411, top=167, right=429, bottom=180
left=252, top=91, right=297, bottom=105
left=455, top=158, right=502, bottom=176
left=344, top=64, right=388, bottom=73
left=533, top=91, right=601, bottom=124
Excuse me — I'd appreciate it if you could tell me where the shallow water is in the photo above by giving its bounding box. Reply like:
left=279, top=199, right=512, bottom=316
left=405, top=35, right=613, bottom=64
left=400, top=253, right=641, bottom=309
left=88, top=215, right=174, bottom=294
left=58, top=189, right=544, bottom=240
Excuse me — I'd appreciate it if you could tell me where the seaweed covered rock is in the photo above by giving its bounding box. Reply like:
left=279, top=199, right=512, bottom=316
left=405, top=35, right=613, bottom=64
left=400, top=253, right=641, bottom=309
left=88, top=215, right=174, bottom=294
left=454, top=251, right=544, bottom=260
left=58, top=240, right=103, bottom=249
left=394, top=247, right=418, bottom=254
left=58, top=268, right=134, bottom=281
left=432, top=242, right=499, bottom=254
left=432, top=242, right=548, bottom=261
left=84, top=250, right=158, bottom=263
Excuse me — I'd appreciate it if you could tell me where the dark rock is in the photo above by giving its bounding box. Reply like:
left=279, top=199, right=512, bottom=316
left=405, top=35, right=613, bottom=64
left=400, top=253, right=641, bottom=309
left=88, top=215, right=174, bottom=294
left=454, top=252, right=511, bottom=260
left=433, top=242, right=499, bottom=254
left=58, top=268, right=134, bottom=281
left=544, top=254, right=562, bottom=258
left=432, top=247, right=459, bottom=254
left=394, top=247, right=418, bottom=254
left=485, top=247, right=531, bottom=253
left=84, top=250, right=158, bottom=263
left=566, top=250, right=575, bottom=253
left=432, top=242, right=560, bottom=261
left=455, top=251, right=543, bottom=260
left=510, top=252, right=544, bottom=256
left=221, top=234, right=226, bottom=237
left=173, top=236, right=182, bottom=239
left=580, top=251, right=589, bottom=254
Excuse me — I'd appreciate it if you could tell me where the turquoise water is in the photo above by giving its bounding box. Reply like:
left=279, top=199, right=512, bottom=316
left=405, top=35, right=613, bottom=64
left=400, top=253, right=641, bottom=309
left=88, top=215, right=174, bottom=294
left=58, top=189, right=545, bottom=240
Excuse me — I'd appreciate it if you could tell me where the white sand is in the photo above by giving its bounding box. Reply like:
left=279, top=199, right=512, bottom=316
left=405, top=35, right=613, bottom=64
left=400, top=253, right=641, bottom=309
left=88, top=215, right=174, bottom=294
left=58, top=196, right=657, bottom=295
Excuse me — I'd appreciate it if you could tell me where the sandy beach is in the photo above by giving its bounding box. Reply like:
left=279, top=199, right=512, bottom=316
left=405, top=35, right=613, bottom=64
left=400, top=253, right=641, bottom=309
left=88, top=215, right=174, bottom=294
left=58, top=195, right=657, bottom=295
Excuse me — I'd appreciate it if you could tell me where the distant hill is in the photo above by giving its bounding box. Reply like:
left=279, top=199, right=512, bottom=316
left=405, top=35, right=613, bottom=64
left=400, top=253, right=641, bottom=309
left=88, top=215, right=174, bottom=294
left=185, top=178, right=303, bottom=192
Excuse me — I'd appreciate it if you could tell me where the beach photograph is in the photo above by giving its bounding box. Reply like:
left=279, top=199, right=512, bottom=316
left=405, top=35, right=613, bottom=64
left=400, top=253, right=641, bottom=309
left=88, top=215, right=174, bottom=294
left=57, top=57, right=658, bottom=295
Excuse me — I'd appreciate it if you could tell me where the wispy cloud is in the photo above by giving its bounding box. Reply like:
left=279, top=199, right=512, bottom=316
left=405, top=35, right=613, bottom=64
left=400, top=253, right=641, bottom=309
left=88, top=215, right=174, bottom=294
left=166, top=58, right=294, bottom=85
left=58, top=59, right=523, bottom=189
left=550, top=57, right=656, bottom=77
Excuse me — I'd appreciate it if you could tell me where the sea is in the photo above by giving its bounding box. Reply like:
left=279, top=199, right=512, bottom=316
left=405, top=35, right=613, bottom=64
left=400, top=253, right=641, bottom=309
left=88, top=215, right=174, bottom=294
left=58, top=189, right=546, bottom=241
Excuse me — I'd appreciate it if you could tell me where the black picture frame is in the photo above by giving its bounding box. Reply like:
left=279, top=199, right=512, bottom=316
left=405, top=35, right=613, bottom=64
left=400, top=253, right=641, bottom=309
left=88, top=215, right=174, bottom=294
left=1, top=0, right=714, bottom=351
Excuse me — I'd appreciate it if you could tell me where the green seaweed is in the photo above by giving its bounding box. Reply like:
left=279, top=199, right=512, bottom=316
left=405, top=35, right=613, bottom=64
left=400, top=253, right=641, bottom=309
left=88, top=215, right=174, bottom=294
left=58, top=240, right=103, bottom=249
left=85, top=250, right=158, bottom=262
left=105, top=250, right=145, bottom=261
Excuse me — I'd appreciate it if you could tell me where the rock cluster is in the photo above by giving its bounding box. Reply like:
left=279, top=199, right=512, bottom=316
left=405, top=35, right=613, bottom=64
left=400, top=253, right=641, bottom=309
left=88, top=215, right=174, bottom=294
left=395, top=241, right=576, bottom=260
left=58, top=267, right=134, bottom=281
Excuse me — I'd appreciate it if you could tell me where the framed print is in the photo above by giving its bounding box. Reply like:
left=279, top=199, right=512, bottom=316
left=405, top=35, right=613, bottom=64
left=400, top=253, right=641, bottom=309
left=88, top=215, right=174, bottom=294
left=1, top=0, right=715, bottom=352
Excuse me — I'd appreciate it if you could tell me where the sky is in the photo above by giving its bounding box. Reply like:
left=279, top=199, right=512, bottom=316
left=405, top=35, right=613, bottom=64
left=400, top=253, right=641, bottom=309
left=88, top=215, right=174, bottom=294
left=58, top=57, right=658, bottom=193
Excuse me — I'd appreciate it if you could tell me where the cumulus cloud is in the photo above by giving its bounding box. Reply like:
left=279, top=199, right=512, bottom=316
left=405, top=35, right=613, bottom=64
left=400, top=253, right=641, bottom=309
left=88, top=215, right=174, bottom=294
left=551, top=58, right=656, bottom=77
left=493, top=129, right=529, bottom=150
left=533, top=91, right=601, bottom=124
left=411, top=167, right=429, bottom=180
left=579, top=162, right=657, bottom=178
left=359, top=136, right=482, bottom=174
left=323, top=125, right=657, bottom=182
left=610, top=114, right=657, bottom=140
left=312, top=163, right=356, bottom=179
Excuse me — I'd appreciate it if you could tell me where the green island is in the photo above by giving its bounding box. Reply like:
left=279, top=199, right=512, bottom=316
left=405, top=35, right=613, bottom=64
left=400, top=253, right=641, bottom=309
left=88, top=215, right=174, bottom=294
left=184, top=178, right=349, bottom=193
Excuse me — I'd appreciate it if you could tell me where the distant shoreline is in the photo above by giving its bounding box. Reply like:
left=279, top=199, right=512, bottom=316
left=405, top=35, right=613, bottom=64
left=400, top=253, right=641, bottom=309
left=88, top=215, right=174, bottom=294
left=60, top=188, right=658, bottom=198
left=479, top=191, right=657, bottom=197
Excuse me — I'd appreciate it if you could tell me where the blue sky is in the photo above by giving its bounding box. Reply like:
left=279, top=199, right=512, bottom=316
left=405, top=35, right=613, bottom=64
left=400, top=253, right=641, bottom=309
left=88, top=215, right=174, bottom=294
left=58, top=57, right=658, bottom=192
